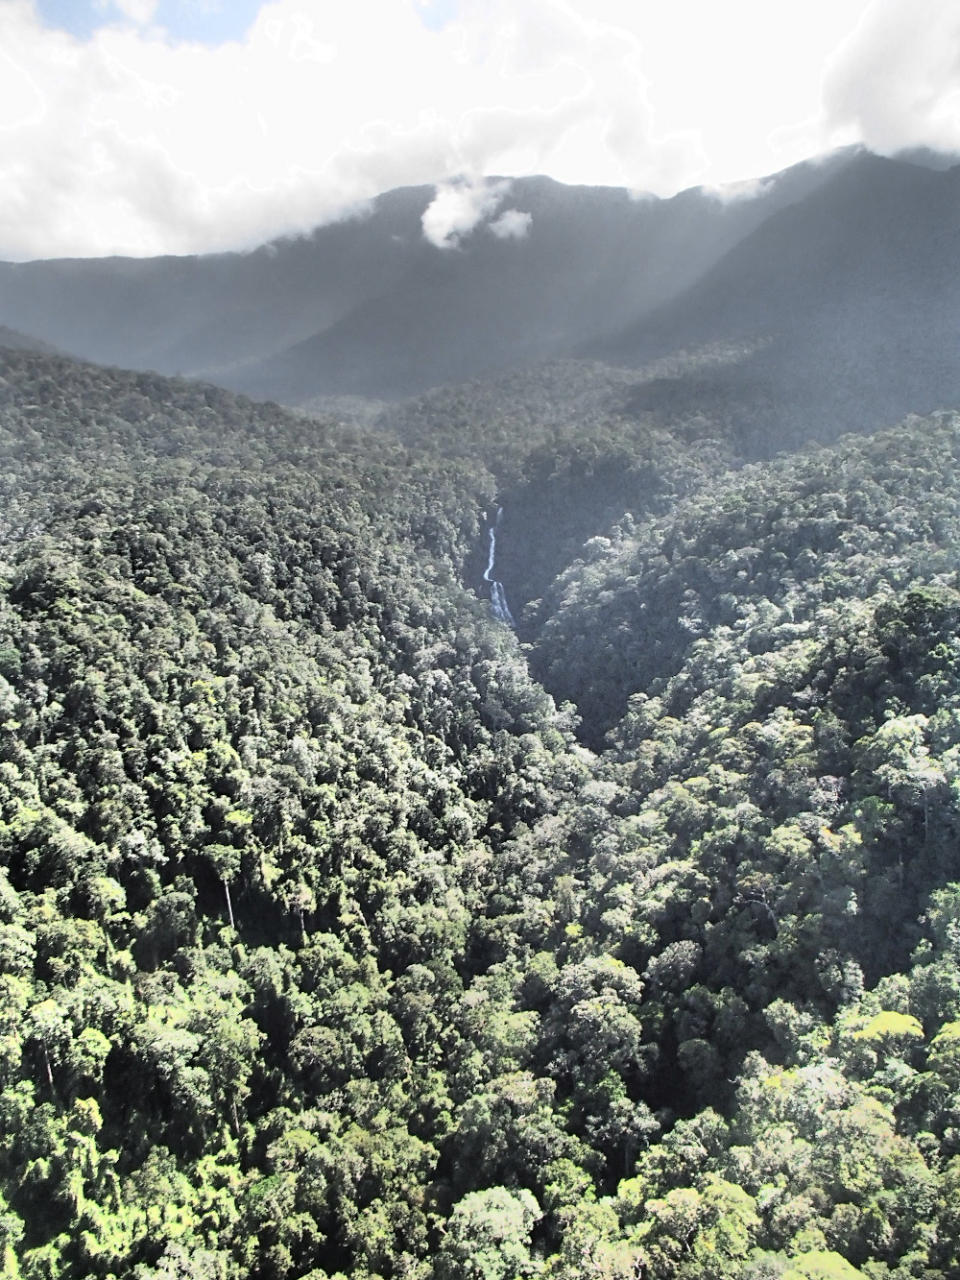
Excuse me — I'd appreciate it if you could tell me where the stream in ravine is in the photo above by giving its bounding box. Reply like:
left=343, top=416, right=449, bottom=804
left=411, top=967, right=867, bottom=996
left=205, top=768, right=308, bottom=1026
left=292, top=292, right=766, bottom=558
left=482, top=506, right=515, bottom=626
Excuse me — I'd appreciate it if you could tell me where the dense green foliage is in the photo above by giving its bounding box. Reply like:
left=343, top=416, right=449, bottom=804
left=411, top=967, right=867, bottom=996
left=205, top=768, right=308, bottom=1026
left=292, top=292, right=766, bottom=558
left=534, top=414, right=960, bottom=740
left=2, top=347, right=960, bottom=1278
left=382, top=357, right=743, bottom=629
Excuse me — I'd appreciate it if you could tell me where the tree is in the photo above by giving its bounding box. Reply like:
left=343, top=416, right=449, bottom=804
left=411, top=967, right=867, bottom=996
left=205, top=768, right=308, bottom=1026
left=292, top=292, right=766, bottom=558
left=436, top=1187, right=542, bottom=1280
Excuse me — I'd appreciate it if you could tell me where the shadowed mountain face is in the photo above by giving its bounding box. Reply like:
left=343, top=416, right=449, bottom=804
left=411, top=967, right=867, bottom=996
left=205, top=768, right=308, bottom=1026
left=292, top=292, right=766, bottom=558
left=0, top=186, right=437, bottom=380
left=0, top=156, right=856, bottom=402
left=591, top=153, right=960, bottom=452
left=225, top=162, right=855, bottom=401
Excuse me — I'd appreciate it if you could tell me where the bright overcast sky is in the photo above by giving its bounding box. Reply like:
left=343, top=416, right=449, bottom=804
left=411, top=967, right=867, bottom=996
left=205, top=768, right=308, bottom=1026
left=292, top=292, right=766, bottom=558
left=1, top=0, right=958, bottom=259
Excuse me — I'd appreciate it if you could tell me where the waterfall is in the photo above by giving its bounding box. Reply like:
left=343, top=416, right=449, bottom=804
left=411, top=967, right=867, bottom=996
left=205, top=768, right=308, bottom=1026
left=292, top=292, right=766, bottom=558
left=482, top=506, right=515, bottom=626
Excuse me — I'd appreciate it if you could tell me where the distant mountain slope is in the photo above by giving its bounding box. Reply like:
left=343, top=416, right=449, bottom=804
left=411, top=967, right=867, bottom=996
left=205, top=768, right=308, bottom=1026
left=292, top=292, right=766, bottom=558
left=0, top=155, right=855, bottom=401
left=3, top=147, right=955, bottom=425
left=591, top=152, right=960, bottom=451
left=0, top=185, right=434, bottom=378
left=224, top=162, right=856, bottom=402
left=0, top=325, right=60, bottom=354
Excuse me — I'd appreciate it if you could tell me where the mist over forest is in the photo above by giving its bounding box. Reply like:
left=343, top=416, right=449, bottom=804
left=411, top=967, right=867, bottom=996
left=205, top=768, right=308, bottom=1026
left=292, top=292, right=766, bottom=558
left=2, top=145, right=960, bottom=1279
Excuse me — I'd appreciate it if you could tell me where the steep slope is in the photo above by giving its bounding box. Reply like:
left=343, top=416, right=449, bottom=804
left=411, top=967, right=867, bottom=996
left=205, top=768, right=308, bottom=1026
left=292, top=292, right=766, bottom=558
left=533, top=408, right=960, bottom=742
left=378, top=356, right=746, bottom=626
left=592, top=153, right=960, bottom=452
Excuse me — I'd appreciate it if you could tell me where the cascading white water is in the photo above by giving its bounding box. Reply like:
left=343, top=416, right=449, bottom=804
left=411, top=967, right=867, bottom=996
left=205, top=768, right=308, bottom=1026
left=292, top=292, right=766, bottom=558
left=482, top=506, right=515, bottom=626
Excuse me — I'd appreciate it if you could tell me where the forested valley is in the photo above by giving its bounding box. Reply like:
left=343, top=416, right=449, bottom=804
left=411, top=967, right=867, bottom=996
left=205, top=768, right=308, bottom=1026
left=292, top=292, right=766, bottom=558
left=2, top=340, right=960, bottom=1280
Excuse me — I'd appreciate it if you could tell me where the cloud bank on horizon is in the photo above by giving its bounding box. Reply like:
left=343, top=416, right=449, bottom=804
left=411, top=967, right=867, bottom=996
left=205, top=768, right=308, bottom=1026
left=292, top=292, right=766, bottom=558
left=0, top=0, right=958, bottom=260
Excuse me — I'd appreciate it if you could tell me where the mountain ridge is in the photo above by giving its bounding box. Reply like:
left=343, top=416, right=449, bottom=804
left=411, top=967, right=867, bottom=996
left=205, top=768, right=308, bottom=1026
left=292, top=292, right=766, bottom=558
left=0, top=150, right=862, bottom=402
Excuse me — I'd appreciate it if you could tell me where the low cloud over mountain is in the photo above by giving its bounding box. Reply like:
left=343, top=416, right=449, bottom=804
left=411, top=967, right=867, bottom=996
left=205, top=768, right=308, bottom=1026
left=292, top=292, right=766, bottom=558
left=0, top=147, right=876, bottom=407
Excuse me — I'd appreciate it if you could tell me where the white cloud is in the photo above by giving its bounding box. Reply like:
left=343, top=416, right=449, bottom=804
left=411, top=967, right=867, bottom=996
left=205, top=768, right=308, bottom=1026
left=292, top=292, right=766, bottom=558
left=421, top=177, right=508, bottom=248
left=5, top=0, right=699, bottom=257
left=107, top=0, right=159, bottom=23
left=703, top=176, right=776, bottom=205
left=821, top=0, right=960, bottom=155
left=488, top=207, right=532, bottom=239
left=2, top=0, right=954, bottom=260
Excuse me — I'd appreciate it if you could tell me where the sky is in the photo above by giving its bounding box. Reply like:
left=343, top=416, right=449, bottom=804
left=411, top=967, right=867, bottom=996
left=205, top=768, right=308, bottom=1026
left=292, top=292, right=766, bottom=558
left=1, top=0, right=959, bottom=260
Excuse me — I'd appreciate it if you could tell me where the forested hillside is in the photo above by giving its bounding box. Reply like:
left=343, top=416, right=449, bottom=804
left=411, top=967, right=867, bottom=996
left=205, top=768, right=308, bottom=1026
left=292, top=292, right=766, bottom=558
left=1, top=345, right=960, bottom=1279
